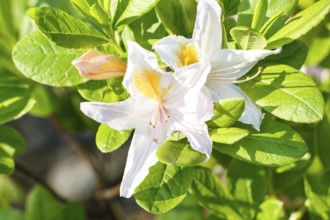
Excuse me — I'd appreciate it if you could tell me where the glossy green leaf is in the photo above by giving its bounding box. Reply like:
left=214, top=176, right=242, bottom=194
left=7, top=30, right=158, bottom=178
left=227, top=160, right=267, bottom=219
left=251, top=0, right=267, bottom=31
left=267, top=0, right=330, bottom=49
left=210, top=127, right=249, bottom=145
left=156, top=0, right=190, bottom=36
left=13, top=32, right=86, bottom=87
left=0, top=126, right=25, bottom=175
left=214, top=120, right=307, bottom=167
left=29, top=85, right=59, bottom=117
left=230, top=27, right=267, bottom=49
left=156, top=138, right=206, bottom=166
left=304, top=175, right=330, bottom=220
left=62, top=202, right=86, bottom=220
left=189, top=167, right=242, bottom=219
left=90, top=3, right=110, bottom=26
left=256, top=198, right=284, bottom=220
left=263, top=40, right=307, bottom=69
left=116, top=0, right=160, bottom=26
left=26, top=186, right=63, bottom=220
left=0, top=72, right=35, bottom=125
left=27, top=7, right=108, bottom=49
left=134, top=162, right=193, bottom=214
left=96, top=124, right=131, bottom=153
left=240, top=64, right=324, bottom=123
left=207, top=98, right=245, bottom=128
left=78, top=77, right=129, bottom=103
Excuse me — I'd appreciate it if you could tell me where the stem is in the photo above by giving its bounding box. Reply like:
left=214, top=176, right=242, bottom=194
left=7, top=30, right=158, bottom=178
left=50, top=116, right=104, bottom=190
left=267, top=168, right=276, bottom=196
left=105, top=27, right=125, bottom=56
left=15, top=162, right=66, bottom=203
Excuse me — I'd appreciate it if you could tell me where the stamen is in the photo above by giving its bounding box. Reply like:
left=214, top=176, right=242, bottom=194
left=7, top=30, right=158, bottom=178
left=233, top=66, right=263, bottom=83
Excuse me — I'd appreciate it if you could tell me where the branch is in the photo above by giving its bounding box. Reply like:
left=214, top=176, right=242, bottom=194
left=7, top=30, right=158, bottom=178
left=50, top=116, right=104, bottom=190
left=95, top=183, right=121, bottom=200
left=15, top=162, right=66, bottom=203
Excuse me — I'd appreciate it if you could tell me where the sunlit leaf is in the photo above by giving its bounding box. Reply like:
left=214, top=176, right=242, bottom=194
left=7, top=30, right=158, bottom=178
left=13, top=32, right=86, bottom=87
left=214, top=120, right=307, bottom=167
left=134, top=162, right=193, bottom=214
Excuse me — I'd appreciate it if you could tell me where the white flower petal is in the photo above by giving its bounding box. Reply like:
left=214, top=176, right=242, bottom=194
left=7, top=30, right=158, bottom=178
left=123, top=41, right=162, bottom=95
left=153, top=35, right=194, bottom=70
left=80, top=96, right=155, bottom=130
left=209, top=48, right=281, bottom=80
left=206, top=82, right=263, bottom=130
left=193, top=0, right=222, bottom=57
left=120, top=124, right=166, bottom=197
left=169, top=110, right=212, bottom=159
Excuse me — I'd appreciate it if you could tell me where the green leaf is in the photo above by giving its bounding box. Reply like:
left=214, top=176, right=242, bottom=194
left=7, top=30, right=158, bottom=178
left=156, top=138, right=206, bottom=166
left=317, top=97, right=330, bottom=169
left=96, top=124, right=131, bottom=153
left=0, top=72, right=35, bottom=124
left=189, top=167, right=242, bottom=219
left=0, top=176, right=24, bottom=208
left=29, top=85, right=59, bottom=117
left=230, top=26, right=267, bottom=50
left=263, top=40, right=307, bottom=69
left=116, top=0, right=160, bottom=26
left=90, top=3, right=111, bottom=26
left=304, top=175, right=330, bottom=220
left=27, top=7, right=108, bottom=49
left=227, top=160, right=267, bottom=219
left=134, top=162, right=193, bottom=214
left=127, top=9, right=167, bottom=50
left=13, top=32, right=87, bottom=87
left=251, top=0, right=268, bottom=31
left=0, top=126, right=25, bottom=175
left=220, top=0, right=240, bottom=16
left=210, top=127, right=250, bottom=145
left=78, top=77, right=129, bottom=102
left=62, top=202, right=86, bottom=220
left=156, top=0, right=190, bottom=36
left=267, top=0, right=330, bottom=49
left=0, top=209, right=24, bottom=220
left=237, top=0, right=297, bottom=28
left=240, top=64, right=324, bottom=123
left=156, top=195, right=203, bottom=220
left=26, top=186, right=63, bottom=220
left=207, top=98, right=245, bottom=128
left=214, top=119, right=308, bottom=167
left=255, top=198, right=284, bottom=220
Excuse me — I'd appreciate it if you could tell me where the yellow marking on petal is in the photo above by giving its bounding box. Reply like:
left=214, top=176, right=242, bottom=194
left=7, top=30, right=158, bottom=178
left=178, top=44, right=199, bottom=66
left=133, top=69, right=168, bottom=101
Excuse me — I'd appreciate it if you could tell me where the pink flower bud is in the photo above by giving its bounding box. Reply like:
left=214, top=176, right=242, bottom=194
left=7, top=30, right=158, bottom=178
left=72, top=50, right=127, bottom=80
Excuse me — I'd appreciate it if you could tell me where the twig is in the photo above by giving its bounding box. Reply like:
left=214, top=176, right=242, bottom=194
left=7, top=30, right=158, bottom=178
left=95, top=183, right=121, bottom=200
left=50, top=116, right=104, bottom=190
left=15, top=162, right=66, bottom=203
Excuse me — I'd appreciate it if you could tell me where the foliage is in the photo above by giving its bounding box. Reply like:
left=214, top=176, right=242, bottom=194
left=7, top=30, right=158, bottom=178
left=1, top=0, right=330, bottom=218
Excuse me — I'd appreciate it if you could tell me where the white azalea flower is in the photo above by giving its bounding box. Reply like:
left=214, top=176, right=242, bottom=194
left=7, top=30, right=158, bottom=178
left=153, top=0, right=281, bottom=130
left=80, top=42, right=213, bottom=197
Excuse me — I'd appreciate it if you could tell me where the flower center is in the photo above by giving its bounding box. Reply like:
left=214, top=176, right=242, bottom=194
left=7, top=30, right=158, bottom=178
left=133, top=69, right=168, bottom=101
left=178, top=44, right=199, bottom=67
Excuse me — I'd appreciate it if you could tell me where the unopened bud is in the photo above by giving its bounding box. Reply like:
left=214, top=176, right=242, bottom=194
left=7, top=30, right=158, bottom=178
left=72, top=50, right=127, bottom=80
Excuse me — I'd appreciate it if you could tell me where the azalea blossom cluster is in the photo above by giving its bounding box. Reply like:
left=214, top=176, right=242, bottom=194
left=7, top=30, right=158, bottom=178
left=72, top=0, right=280, bottom=198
